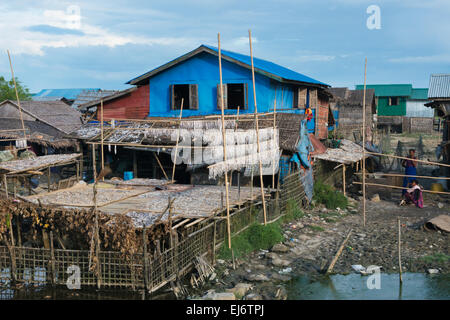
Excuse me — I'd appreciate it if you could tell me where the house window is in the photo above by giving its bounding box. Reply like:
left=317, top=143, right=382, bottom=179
left=171, top=84, right=198, bottom=110
left=217, top=83, right=248, bottom=110
left=389, top=97, right=399, bottom=106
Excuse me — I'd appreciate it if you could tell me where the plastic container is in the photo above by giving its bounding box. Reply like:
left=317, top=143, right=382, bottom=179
left=124, top=171, right=134, bottom=181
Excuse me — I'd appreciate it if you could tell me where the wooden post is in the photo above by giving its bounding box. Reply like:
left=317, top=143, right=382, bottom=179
left=50, top=231, right=56, bottom=285
left=92, top=144, right=97, bottom=181
left=133, top=150, right=138, bottom=178
left=3, top=174, right=8, bottom=198
left=47, top=167, right=51, bottom=193
left=272, top=89, right=277, bottom=190
left=153, top=152, right=168, bottom=180
left=248, top=29, right=268, bottom=225
left=171, top=98, right=184, bottom=183
left=218, top=33, right=232, bottom=249
left=398, top=218, right=403, bottom=284
left=16, top=216, right=22, bottom=247
left=326, top=229, right=352, bottom=274
left=143, top=227, right=150, bottom=292
left=100, top=99, right=105, bottom=181
left=342, top=164, right=346, bottom=196
left=362, top=58, right=367, bottom=227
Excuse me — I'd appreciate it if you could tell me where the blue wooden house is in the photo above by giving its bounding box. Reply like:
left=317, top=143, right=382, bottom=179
left=125, top=45, right=331, bottom=135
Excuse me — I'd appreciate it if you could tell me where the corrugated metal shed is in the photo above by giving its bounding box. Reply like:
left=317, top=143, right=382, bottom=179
left=410, top=88, right=428, bottom=100
left=127, top=44, right=328, bottom=87
left=72, top=89, right=119, bottom=109
left=428, top=74, right=450, bottom=98
left=355, top=84, right=412, bottom=97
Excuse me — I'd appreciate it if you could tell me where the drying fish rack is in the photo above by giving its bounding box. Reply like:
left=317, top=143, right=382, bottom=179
left=0, top=170, right=307, bottom=295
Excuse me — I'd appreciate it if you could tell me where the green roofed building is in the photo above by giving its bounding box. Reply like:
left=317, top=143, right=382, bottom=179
left=355, top=84, right=433, bottom=133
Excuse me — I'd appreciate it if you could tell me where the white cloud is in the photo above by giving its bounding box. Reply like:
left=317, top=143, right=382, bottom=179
left=0, top=5, right=197, bottom=56
left=294, top=54, right=335, bottom=62
left=389, top=54, right=450, bottom=64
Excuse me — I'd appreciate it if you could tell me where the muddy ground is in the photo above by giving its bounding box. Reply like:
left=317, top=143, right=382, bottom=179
left=194, top=191, right=449, bottom=300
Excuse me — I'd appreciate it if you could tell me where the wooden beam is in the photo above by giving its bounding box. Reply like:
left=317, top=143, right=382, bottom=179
left=171, top=98, right=184, bottom=183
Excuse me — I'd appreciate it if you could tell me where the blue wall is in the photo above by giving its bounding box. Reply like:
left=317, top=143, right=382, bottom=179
left=147, top=51, right=315, bottom=132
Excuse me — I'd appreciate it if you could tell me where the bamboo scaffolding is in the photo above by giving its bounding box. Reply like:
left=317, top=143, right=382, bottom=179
left=362, top=58, right=367, bottom=227
left=171, top=98, right=184, bottom=183
left=218, top=33, right=232, bottom=249
left=249, top=29, right=267, bottom=225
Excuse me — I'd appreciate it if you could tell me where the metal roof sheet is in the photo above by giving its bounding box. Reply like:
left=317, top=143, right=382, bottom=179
left=428, top=74, right=450, bottom=98
left=33, top=88, right=100, bottom=100
left=127, top=45, right=328, bottom=87
left=410, top=88, right=428, bottom=100
left=355, top=84, right=412, bottom=97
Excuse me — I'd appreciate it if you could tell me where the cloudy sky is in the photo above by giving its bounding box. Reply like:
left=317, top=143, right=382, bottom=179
left=0, top=0, right=449, bottom=93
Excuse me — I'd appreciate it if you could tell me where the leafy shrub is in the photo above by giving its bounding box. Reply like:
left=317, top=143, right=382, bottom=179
left=313, top=180, right=348, bottom=209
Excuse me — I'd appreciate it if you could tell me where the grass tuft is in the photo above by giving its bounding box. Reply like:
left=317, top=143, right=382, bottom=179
left=313, top=180, right=348, bottom=210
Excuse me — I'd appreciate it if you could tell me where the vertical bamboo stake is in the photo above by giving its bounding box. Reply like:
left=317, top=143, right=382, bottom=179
left=248, top=29, right=267, bottom=225
left=143, top=227, right=149, bottom=292
left=50, top=231, right=56, bottom=285
left=47, top=167, right=51, bottom=192
left=171, top=98, right=184, bottom=183
left=362, top=58, right=367, bottom=227
left=100, top=100, right=105, bottom=181
left=92, top=144, right=97, bottom=181
left=218, top=33, right=232, bottom=249
left=342, top=164, right=346, bottom=196
left=3, top=174, right=8, bottom=198
left=7, top=50, right=26, bottom=140
left=398, top=218, right=403, bottom=284
left=272, top=88, right=277, bottom=190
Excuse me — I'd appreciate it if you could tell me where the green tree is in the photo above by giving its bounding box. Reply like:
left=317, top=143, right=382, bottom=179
left=0, top=76, right=32, bottom=101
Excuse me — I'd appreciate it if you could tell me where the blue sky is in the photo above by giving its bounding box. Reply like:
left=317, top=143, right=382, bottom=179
left=0, top=0, right=449, bottom=93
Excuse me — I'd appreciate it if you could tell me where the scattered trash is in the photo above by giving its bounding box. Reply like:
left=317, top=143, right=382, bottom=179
left=427, top=269, right=439, bottom=274
left=351, top=265, right=381, bottom=276
left=424, top=215, right=450, bottom=233
left=279, top=267, right=292, bottom=274
left=351, top=265, right=365, bottom=273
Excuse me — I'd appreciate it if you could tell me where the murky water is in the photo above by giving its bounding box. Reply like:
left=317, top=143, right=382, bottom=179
left=286, top=273, right=450, bottom=300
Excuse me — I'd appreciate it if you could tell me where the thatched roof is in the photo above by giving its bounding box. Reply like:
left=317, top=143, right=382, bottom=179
left=328, top=87, right=375, bottom=108
left=0, top=118, right=77, bottom=148
left=0, top=100, right=83, bottom=134
left=69, top=113, right=304, bottom=152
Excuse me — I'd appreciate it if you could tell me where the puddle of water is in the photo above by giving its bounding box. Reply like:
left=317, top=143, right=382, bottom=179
left=286, top=273, right=450, bottom=300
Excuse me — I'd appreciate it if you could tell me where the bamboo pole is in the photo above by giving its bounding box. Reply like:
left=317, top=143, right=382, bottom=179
left=342, top=164, right=346, bottom=196
left=355, top=172, right=450, bottom=180
left=248, top=29, right=267, bottom=225
left=353, top=181, right=450, bottom=195
left=326, top=229, right=352, bottom=274
left=101, top=100, right=104, bottom=180
left=398, top=218, right=403, bottom=284
left=171, top=98, right=184, bottom=183
left=7, top=50, right=26, bottom=140
left=92, top=144, right=97, bottom=181
left=272, top=87, right=277, bottom=190
left=366, top=151, right=450, bottom=168
left=362, top=58, right=367, bottom=227
left=153, top=152, right=169, bottom=180
left=218, top=33, right=232, bottom=249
